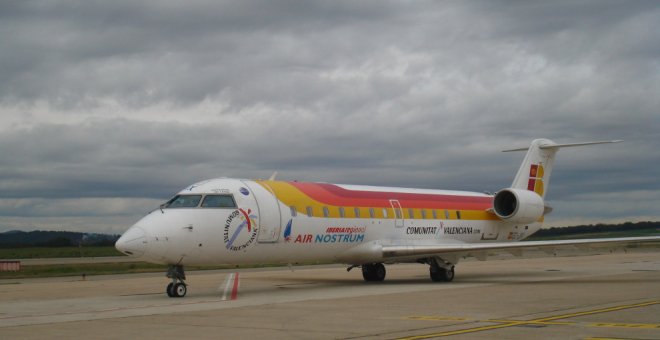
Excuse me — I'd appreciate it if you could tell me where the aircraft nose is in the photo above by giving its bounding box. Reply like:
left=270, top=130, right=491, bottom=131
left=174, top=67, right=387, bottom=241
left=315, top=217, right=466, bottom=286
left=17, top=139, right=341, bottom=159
left=115, top=227, right=147, bottom=257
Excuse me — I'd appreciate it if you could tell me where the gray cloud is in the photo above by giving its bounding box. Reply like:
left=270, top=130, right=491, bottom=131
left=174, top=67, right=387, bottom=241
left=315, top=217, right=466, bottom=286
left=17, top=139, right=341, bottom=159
left=1, top=1, right=659, bottom=232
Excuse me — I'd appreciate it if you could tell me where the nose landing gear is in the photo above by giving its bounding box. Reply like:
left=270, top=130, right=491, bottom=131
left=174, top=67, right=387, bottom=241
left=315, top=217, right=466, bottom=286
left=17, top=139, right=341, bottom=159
left=166, top=265, right=187, bottom=297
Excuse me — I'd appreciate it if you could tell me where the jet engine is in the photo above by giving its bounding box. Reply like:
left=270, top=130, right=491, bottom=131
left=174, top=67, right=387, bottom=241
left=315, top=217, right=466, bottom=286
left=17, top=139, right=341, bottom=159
left=492, top=188, right=544, bottom=224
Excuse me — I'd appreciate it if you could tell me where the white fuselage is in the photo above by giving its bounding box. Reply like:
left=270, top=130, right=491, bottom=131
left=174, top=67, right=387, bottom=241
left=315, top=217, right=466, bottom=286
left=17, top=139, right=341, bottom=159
left=117, top=178, right=541, bottom=266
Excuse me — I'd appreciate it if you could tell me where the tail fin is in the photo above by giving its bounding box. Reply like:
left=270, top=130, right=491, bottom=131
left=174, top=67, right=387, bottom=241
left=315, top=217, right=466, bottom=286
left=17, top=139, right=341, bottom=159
left=503, top=139, right=622, bottom=199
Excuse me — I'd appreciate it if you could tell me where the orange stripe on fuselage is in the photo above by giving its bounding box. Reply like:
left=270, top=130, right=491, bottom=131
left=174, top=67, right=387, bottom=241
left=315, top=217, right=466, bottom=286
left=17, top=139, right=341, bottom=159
left=289, top=182, right=492, bottom=210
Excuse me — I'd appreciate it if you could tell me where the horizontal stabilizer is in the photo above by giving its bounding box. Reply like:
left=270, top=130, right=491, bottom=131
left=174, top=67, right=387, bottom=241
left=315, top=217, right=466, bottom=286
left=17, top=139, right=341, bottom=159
left=503, top=140, right=622, bottom=152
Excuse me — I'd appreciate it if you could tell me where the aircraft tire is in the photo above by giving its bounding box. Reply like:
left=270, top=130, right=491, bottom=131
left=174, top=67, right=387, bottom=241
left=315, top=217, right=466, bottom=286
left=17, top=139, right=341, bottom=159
left=166, top=282, right=175, bottom=297
left=430, top=265, right=455, bottom=282
left=362, top=263, right=386, bottom=282
left=429, top=265, right=442, bottom=282
left=442, top=266, right=455, bottom=282
left=374, top=263, right=386, bottom=281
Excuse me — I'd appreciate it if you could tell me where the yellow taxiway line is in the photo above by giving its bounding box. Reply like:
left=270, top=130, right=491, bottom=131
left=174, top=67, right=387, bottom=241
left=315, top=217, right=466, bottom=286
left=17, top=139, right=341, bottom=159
left=400, top=300, right=660, bottom=339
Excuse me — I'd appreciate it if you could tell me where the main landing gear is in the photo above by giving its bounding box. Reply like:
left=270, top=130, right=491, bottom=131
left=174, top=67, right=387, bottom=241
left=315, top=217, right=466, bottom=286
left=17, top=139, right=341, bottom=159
left=429, top=259, right=455, bottom=282
left=351, top=261, right=455, bottom=283
left=361, top=263, right=386, bottom=282
left=166, top=264, right=187, bottom=298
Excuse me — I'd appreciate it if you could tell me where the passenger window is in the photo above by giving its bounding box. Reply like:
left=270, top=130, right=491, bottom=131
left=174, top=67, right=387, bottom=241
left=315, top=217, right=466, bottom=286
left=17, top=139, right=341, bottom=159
left=369, top=208, right=375, bottom=218
left=200, top=195, right=236, bottom=208
left=166, top=195, right=202, bottom=208
left=290, top=206, right=297, bottom=217
left=306, top=206, right=313, bottom=217
left=421, top=209, right=427, bottom=219
left=323, top=207, right=329, bottom=218
left=444, top=209, right=450, bottom=219
left=354, top=207, right=360, bottom=218
left=456, top=211, right=461, bottom=219
left=408, top=208, right=414, bottom=219
left=432, top=210, right=438, bottom=219
left=339, top=207, right=345, bottom=218
left=383, top=208, right=388, bottom=218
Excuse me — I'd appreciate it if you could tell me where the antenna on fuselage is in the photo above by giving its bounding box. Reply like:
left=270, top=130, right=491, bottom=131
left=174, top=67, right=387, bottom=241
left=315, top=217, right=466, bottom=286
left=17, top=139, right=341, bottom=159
left=268, top=171, right=278, bottom=181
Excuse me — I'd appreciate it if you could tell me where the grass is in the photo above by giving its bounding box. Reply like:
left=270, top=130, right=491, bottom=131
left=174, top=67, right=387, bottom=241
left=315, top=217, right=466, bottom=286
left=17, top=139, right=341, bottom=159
left=0, top=262, right=161, bottom=279
left=0, top=246, right=124, bottom=259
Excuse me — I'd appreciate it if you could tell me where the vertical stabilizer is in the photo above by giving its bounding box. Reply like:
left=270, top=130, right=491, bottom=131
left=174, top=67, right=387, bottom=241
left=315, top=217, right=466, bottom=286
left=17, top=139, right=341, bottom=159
left=503, top=139, right=622, bottom=199
left=505, top=139, right=557, bottom=198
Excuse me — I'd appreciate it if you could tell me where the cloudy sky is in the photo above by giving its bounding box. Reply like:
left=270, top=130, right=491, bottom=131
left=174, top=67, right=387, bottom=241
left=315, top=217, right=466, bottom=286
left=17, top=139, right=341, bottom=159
left=1, top=1, right=659, bottom=234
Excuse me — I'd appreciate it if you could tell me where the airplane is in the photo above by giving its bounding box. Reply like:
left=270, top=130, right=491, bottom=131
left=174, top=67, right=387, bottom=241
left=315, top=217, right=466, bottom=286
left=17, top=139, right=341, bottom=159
left=115, top=138, right=660, bottom=297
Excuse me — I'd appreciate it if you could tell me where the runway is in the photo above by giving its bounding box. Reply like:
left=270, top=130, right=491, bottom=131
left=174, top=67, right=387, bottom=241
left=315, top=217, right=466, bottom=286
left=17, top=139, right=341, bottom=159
left=1, top=251, right=659, bottom=339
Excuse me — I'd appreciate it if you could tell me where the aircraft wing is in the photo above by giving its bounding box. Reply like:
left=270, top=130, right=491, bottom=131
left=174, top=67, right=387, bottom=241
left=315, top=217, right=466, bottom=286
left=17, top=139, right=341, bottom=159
left=381, top=236, right=660, bottom=259
left=339, top=236, right=660, bottom=263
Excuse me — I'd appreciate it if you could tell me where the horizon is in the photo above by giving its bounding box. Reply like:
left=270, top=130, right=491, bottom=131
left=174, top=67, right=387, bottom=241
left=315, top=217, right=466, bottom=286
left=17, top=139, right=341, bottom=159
left=4, top=220, right=659, bottom=236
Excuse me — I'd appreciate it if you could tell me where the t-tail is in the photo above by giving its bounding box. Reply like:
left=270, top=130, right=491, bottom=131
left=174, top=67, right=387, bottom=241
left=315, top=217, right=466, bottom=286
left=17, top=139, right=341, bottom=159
left=491, top=138, right=622, bottom=224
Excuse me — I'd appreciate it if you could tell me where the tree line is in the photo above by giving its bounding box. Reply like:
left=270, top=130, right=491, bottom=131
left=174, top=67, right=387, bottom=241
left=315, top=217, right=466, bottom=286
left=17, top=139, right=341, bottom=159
left=0, top=230, right=120, bottom=248
left=530, top=221, right=659, bottom=238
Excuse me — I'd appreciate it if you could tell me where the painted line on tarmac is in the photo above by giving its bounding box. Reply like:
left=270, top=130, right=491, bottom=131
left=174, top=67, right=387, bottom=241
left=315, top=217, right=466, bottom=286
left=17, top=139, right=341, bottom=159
left=587, top=322, right=660, bottom=329
left=531, top=300, right=660, bottom=323
left=398, top=299, right=660, bottom=339
left=220, top=272, right=240, bottom=300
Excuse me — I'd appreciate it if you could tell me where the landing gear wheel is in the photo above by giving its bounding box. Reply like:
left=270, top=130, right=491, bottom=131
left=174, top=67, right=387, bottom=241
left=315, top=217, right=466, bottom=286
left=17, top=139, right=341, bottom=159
left=173, top=283, right=187, bottom=297
left=430, top=265, right=441, bottom=282
left=362, top=263, right=386, bottom=282
left=166, top=264, right=187, bottom=298
left=430, top=264, right=455, bottom=282
left=443, top=266, right=455, bottom=282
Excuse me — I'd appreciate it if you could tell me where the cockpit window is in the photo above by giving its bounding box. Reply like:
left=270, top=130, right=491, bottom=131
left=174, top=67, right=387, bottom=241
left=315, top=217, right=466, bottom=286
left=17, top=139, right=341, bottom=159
left=164, top=195, right=202, bottom=208
left=201, top=195, right=237, bottom=208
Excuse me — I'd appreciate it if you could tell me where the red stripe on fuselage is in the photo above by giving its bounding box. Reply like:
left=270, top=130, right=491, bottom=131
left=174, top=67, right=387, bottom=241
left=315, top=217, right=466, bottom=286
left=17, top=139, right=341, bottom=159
left=287, top=182, right=492, bottom=210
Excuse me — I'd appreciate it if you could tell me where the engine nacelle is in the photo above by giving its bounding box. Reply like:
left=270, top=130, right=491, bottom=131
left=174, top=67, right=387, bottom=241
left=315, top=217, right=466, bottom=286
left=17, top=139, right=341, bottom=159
left=493, top=188, right=544, bottom=224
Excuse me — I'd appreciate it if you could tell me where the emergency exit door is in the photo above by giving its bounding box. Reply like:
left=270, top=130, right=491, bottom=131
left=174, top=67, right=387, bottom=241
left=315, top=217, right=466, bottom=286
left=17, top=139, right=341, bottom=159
left=390, top=199, right=404, bottom=228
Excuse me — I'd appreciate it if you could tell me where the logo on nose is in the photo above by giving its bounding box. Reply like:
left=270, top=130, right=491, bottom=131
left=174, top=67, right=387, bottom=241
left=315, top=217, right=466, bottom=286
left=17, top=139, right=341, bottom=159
left=224, top=208, right=258, bottom=251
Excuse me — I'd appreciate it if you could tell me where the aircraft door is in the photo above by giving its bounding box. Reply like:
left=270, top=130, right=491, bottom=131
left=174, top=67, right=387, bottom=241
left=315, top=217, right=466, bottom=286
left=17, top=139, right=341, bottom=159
left=242, top=181, right=282, bottom=242
left=390, top=199, right=404, bottom=228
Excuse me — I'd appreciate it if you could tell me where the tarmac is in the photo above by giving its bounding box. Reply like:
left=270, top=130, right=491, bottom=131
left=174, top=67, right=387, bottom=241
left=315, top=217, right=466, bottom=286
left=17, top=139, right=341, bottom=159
left=1, top=250, right=659, bottom=339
